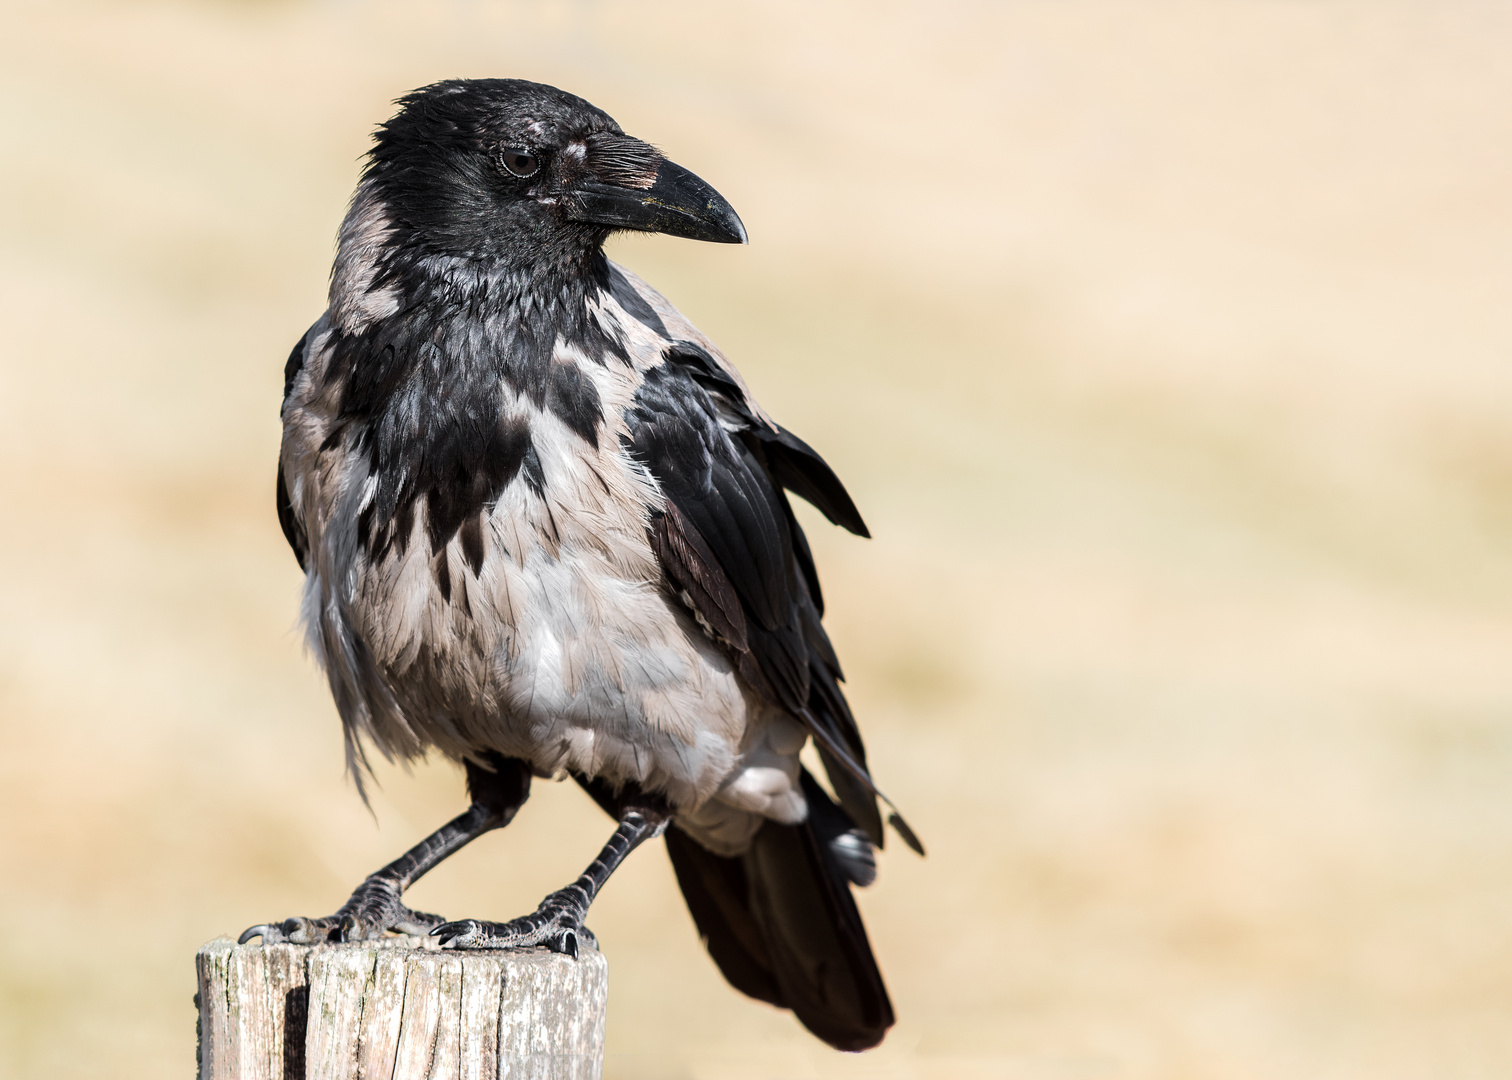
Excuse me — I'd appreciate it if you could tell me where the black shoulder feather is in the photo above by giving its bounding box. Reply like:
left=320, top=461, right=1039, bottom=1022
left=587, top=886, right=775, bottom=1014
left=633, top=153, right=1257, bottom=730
left=624, top=346, right=919, bottom=852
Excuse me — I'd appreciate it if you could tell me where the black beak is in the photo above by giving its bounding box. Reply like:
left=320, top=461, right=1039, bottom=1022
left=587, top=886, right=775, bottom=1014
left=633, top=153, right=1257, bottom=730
left=565, top=158, right=747, bottom=244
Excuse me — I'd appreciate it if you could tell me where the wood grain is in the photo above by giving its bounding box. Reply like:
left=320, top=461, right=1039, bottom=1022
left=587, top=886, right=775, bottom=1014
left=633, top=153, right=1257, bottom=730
left=196, top=937, right=607, bottom=1080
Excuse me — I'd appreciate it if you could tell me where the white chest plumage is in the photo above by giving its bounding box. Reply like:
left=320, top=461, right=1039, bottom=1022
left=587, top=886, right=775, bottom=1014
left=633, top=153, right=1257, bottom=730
left=281, top=264, right=806, bottom=849
left=247, top=82, right=898, bottom=1052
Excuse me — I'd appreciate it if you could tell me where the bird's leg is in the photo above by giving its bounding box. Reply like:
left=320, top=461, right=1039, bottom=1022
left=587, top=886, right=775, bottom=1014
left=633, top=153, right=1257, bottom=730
left=431, top=802, right=670, bottom=958
left=239, top=755, right=531, bottom=945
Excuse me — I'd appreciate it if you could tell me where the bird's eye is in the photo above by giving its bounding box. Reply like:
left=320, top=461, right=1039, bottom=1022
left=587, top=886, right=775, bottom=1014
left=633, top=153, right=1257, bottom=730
left=500, top=148, right=540, bottom=178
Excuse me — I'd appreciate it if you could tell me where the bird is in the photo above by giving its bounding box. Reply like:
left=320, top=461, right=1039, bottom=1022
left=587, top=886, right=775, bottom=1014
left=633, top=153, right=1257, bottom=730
left=238, top=78, right=921, bottom=1052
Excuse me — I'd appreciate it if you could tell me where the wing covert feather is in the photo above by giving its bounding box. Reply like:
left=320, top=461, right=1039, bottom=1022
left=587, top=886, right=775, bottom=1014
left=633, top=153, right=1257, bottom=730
left=623, top=348, right=917, bottom=849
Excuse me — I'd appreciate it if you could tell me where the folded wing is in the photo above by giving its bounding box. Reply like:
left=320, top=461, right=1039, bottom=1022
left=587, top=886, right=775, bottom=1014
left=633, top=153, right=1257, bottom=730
left=622, top=341, right=920, bottom=854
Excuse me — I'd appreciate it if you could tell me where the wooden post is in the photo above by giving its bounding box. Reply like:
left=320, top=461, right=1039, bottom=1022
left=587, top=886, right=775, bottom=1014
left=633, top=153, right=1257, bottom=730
left=195, top=936, right=608, bottom=1080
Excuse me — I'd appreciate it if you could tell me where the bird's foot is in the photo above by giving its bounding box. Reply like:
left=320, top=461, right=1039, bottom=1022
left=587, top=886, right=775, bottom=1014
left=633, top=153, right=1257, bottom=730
left=238, top=877, right=444, bottom=945
left=430, top=886, right=595, bottom=958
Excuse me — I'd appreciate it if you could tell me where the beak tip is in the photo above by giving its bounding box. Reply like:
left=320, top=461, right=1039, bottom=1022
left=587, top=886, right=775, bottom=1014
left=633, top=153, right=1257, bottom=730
left=568, top=157, right=749, bottom=245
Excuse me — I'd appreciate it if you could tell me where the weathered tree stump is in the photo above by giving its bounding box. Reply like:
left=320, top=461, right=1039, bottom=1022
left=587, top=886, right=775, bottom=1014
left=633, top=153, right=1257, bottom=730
left=196, top=936, right=608, bottom=1080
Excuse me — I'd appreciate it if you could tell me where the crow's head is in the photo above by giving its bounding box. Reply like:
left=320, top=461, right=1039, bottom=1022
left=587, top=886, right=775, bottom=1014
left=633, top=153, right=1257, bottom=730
left=362, top=79, right=746, bottom=266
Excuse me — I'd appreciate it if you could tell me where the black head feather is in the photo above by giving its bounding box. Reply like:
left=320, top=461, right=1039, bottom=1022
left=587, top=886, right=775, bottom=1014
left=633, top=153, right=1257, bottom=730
left=308, top=80, right=740, bottom=578
left=365, top=79, right=661, bottom=267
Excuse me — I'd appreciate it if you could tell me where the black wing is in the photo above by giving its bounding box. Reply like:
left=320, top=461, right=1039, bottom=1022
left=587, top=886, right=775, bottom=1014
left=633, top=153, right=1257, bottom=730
left=276, top=330, right=311, bottom=571
left=623, top=343, right=919, bottom=852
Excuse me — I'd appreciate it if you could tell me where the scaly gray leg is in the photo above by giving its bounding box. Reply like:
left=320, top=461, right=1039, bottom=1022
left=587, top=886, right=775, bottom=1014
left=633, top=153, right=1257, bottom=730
left=239, top=755, right=531, bottom=944
left=431, top=804, right=669, bottom=958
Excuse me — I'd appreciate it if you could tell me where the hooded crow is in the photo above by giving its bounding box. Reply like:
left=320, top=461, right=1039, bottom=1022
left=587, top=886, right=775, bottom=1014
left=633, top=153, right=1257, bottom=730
left=240, top=78, right=921, bottom=1052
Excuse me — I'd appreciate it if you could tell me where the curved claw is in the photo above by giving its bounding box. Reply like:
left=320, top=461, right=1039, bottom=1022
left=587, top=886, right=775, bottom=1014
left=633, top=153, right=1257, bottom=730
left=236, top=916, right=337, bottom=946
left=431, top=919, right=486, bottom=948
left=552, top=928, right=580, bottom=959
left=236, top=897, right=443, bottom=947
left=433, top=914, right=594, bottom=957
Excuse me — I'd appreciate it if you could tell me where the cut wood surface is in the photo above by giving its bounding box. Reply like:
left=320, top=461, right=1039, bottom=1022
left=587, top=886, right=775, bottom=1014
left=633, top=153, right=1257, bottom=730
left=196, top=937, right=607, bottom=1080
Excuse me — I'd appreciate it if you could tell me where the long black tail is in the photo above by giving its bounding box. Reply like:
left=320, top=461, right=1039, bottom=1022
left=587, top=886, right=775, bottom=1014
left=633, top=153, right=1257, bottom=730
left=664, top=769, right=895, bottom=1051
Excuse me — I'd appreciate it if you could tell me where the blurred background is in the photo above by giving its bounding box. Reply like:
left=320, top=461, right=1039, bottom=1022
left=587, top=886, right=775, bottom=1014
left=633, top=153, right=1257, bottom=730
left=3, top=1, right=1512, bottom=1077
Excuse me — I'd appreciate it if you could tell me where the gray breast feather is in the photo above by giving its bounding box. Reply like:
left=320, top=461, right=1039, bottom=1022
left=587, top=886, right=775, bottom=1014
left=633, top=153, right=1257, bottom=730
left=278, top=267, right=809, bottom=831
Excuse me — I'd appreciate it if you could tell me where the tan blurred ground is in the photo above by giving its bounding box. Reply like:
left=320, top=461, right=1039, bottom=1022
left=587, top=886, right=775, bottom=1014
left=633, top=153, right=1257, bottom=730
left=3, top=1, right=1512, bottom=1077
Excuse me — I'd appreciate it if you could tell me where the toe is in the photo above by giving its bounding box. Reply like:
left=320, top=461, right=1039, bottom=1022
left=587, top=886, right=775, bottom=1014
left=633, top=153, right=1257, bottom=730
left=431, top=920, right=484, bottom=948
left=280, top=917, right=329, bottom=945
left=394, top=915, right=439, bottom=936
left=335, top=913, right=387, bottom=943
